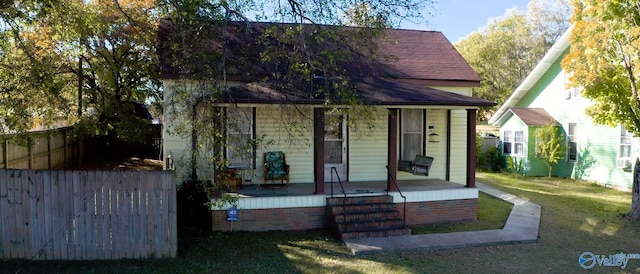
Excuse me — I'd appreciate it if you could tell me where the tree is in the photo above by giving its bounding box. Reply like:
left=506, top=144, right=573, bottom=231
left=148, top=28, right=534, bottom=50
left=0, top=0, right=160, bottom=144
left=535, top=123, right=566, bottom=177
left=561, top=0, right=640, bottom=218
left=455, top=0, right=571, bottom=120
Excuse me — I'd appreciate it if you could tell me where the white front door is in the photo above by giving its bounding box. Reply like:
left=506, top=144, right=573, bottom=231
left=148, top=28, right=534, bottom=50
left=324, top=113, right=347, bottom=182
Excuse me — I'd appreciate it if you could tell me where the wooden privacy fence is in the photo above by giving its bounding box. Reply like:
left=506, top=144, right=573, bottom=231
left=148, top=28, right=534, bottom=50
left=1, top=127, right=81, bottom=170
left=0, top=169, right=177, bottom=260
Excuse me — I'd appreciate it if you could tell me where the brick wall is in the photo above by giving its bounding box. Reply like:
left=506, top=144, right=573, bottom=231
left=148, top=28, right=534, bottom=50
left=397, top=198, right=477, bottom=225
left=212, top=207, right=326, bottom=231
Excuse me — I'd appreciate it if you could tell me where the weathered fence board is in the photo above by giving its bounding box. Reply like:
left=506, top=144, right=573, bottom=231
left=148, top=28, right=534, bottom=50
left=0, top=169, right=177, bottom=260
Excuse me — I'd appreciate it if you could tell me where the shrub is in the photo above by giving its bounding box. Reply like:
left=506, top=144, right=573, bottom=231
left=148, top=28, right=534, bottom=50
left=477, top=147, right=507, bottom=172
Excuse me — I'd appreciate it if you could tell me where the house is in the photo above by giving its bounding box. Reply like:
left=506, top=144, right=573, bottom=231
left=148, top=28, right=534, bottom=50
left=488, top=28, right=636, bottom=191
left=158, top=19, right=495, bottom=234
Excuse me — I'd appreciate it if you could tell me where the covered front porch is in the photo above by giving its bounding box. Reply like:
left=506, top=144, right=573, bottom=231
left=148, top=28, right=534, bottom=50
left=211, top=179, right=478, bottom=232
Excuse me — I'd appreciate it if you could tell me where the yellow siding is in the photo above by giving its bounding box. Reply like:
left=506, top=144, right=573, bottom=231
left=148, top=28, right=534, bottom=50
left=349, top=108, right=389, bottom=181
left=397, top=109, right=449, bottom=181
left=255, top=105, right=315, bottom=184
left=429, top=86, right=473, bottom=97
left=448, top=109, right=468, bottom=185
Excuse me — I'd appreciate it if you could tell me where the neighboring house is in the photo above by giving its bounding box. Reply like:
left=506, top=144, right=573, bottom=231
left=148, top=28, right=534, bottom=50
left=489, top=28, right=636, bottom=191
left=158, top=19, right=495, bottom=233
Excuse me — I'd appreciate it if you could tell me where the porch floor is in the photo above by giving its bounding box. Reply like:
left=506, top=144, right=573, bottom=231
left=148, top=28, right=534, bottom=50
left=234, top=179, right=465, bottom=197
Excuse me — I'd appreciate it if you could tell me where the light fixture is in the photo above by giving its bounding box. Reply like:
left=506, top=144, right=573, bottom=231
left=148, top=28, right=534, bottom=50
left=428, top=125, right=439, bottom=143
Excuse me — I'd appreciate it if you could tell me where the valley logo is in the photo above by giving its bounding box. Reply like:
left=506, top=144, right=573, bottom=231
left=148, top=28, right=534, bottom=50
left=579, top=252, right=640, bottom=269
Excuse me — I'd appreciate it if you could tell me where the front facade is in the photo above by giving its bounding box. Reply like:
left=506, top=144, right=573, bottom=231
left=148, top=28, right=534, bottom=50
left=489, top=29, right=637, bottom=190
left=160, top=20, right=494, bottom=231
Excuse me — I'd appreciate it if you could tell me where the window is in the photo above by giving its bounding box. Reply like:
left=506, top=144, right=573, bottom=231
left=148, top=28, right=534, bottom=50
left=514, top=131, right=524, bottom=155
left=567, top=123, right=578, bottom=162
left=563, top=71, right=582, bottom=99
left=401, top=109, right=424, bottom=161
left=226, top=107, right=255, bottom=167
left=620, top=126, right=632, bottom=159
left=502, top=131, right=512, bottom=154
left=502, top=130, right=523, bottom=156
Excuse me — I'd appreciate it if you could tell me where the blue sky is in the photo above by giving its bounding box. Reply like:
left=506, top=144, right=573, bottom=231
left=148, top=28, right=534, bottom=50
left=402, top=0, right=532, bottom=43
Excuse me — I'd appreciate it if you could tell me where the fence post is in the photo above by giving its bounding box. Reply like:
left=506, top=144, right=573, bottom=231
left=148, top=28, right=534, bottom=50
left=48, top=134, right=52, bottom=170
left=2, top=139, right=7, bottom=169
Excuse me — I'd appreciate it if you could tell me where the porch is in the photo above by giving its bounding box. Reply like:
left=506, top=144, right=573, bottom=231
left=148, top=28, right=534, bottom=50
left=211, top=179, right=478, bottom=232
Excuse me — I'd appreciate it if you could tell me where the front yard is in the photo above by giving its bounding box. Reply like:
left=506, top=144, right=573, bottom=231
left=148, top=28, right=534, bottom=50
left=2, top=172, right=639, bottom=273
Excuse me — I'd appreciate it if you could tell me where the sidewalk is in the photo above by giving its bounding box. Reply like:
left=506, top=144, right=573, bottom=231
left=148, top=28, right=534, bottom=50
left=343, top=182, right=541, bottom=255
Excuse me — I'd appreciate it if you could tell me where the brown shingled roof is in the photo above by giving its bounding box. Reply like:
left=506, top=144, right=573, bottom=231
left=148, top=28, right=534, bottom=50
left=379, top=29, right=481, bottom=82
left=509, top=108, right=558, bottom=126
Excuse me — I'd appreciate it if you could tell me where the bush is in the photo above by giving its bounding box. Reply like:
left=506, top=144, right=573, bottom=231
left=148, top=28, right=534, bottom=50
left=477, top=147, right=507, bottom=172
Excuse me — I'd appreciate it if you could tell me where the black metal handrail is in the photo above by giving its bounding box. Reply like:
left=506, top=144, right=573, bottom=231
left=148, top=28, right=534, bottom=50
left=329, top=167, right=348, bottom=232
left=330, top=167, right=346, bottom=198
left=386, top=166, right=407, bottom=227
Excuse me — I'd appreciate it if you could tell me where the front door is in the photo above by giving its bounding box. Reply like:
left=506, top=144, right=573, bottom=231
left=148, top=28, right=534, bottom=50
left=324, top=113, right=347, bottom=182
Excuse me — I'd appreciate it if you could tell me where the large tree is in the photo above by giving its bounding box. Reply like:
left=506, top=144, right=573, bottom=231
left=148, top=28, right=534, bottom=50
left=561, top=0, right=640, bottom=218
left=455, top=0, right=571, bottom=120
left=0, top=0, right=160, bottom=142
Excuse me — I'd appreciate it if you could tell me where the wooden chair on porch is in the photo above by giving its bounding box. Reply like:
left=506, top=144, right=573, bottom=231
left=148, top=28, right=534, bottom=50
left=263, top=151, right=290, bottom=188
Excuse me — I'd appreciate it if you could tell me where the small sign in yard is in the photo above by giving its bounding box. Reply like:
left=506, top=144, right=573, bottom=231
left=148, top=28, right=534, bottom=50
left=227, top=206, right=238, bottom=221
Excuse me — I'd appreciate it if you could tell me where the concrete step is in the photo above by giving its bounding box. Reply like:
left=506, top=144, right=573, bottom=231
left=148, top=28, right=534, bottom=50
left=340, top=227, right=411, bottom=239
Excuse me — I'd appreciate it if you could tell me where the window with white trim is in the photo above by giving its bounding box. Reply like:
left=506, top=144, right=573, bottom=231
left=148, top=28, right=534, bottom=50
left=226, top=107, right=255, bottom=167
left=620, top=126, right=632, bottom=159
left=502, top=130, right=523, bottom=156
left=401, top=109, right=424, bottom=161
left=567, top=123, right=578, bottom=162
left=563, top=71, right=582, bottom=99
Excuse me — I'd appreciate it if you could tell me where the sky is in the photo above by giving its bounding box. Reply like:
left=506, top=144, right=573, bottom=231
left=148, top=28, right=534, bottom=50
left=401, top=0, right=533, bottom=43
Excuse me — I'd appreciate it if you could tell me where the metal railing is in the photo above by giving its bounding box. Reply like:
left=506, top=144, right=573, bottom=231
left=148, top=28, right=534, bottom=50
left=386, top=166, right=407, bottom=227
left=329, top=167, right=348, bottom=231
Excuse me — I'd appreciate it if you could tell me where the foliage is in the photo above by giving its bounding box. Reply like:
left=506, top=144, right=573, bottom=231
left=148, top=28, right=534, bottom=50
left=506, top=156, right=526, bottom=175
left=477, top=147, right=507, bottom=172
left=0, top=0, right=161, bottom=141
left=574, top=141, right=597, bottom=180
left=561, top=0, right=640, bottom=217
left=455, top=0, right=571, bottom=120
left=534, top=124, right=566, bottom=177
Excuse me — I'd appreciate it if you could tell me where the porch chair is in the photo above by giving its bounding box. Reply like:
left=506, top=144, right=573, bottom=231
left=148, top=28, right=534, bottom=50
left=263, top=151, right=290, bottom=188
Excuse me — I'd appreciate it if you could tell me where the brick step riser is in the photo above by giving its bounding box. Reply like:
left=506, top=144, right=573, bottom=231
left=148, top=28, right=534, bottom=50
left=337, top=220, right=405, bottom=232
left=326, top=196, right=394, bottom=206
left=334, top=211, right=400, bottom=222
left=340, top=228, right=411, bottom=239
left=329, top=204, right=395, bottom=215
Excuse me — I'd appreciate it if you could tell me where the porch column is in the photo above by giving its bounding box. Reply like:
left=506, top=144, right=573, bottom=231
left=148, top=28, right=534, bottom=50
left=387, top=108, right=399, bottom=192
left=314, top=108, right=325, bottom=194
left=466, top=109, right=477, bottom=188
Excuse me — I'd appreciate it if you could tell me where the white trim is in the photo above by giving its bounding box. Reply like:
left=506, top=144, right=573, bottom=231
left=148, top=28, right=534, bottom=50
left=211, top=188, right=478, bottom=210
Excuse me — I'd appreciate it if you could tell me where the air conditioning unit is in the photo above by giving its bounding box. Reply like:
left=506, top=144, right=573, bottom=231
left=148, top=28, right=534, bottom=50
left=616, top=159, right=632, bottom=169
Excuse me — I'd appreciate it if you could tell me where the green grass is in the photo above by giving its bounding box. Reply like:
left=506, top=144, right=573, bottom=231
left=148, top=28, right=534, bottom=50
left=3, top=172, right=640, bottom=273
left=410, top=191, right=513, bottom=234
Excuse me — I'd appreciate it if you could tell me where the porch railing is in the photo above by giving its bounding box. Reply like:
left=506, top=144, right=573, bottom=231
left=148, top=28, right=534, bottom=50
left=329, top=167, right=346, bottom=198
left=386, top=166, right=407, bottom=228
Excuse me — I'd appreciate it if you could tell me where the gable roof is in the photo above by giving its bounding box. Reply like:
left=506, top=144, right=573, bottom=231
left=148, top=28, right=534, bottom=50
left=488, top=26, right=573, bottom=126
left=158, top=19, right=494, bottom=107
left=508, top=108, right=558, bottom=126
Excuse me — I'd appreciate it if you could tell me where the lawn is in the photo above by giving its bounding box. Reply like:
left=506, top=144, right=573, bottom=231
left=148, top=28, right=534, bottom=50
left=2, top=172, right=640, bottom=273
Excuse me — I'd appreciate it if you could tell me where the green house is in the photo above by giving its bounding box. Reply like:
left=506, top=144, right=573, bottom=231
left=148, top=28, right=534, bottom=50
left=488, top=28, right=636, bottom=190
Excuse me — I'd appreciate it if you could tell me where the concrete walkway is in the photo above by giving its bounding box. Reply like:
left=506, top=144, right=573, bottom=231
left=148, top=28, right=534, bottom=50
left=344, top=182, right=541, bottom=255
